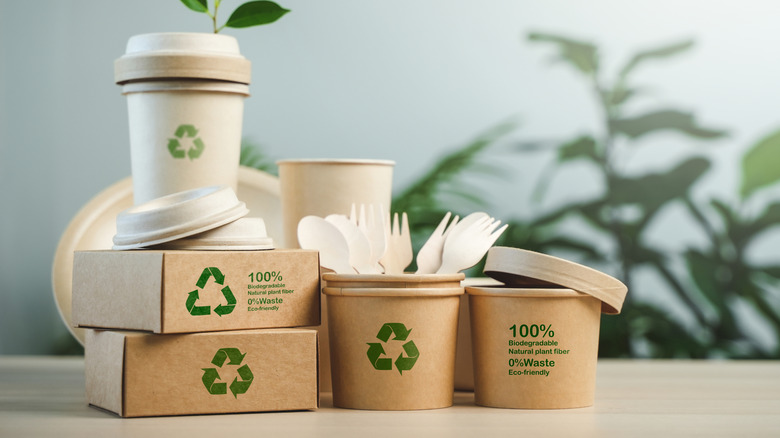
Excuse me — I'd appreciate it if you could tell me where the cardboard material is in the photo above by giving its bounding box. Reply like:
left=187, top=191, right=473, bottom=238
left=484, top=247, right=628, bottom=314
left=123, top=80, right=249, bottom=204
left=467, top=287, right=601, bottom=409
left=73, top=249, right=320, bottom=333
left=85, top=328, right=318, bottom=417
left=278, top=158, right=394, bottom=392
left=323, top=273, right=463, bottom=410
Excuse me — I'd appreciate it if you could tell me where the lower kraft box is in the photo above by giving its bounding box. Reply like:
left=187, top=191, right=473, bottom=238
left=73, top=249, right=320, bottom=333
left=85, top=328, right=319, bottom=417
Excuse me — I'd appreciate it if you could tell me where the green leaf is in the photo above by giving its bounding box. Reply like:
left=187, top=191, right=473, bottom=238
left=602, top=85, right=637, bottom=106
left=740, top=129, right=780, bottom=199
left=610, top=157, right=711, bottom=212
left=225, top=1, right=289, bottom=28
left=528, top=32, right=599, bottom=75
left=558, top=136, right=599, bottom=163
left=609, top=110, right=727, bottom=140
left=685, top=249, right=728, bottom=310
left=759, top=266, right=780, bottom=279
left=180, top=0, right=208, bottom=13
left=239, top=139, right=277, bottom=175
left=392, top=121, right=517, bottom=215
left=619, top=40, right=694, bottom=79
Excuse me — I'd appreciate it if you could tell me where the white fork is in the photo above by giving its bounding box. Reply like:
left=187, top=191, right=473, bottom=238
left=358, top=204, right=387, bottom=273
left=436, top=216, right=508, bottom=274
left=380, top=212, right=413, bottom=274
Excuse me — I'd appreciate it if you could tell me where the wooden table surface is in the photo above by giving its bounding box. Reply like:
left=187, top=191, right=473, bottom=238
left=1, top=356, right=778, bottom=437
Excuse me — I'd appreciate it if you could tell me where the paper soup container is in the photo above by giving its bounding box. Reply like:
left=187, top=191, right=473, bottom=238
left=466, top=287, right=601, bottom=409
left=466, top=247, right=628, bottom=409
left=322, top=273, right=464, bottom=410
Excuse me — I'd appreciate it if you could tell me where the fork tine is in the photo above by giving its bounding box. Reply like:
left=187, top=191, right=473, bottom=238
left=442, top=215, right=459, bottom=238
left=401, top=212, right=409, bottom=237
left=359, top=204, right=367, bottom=228
left=392, top=212, right=400, bottom=236
left=485, top=219, right=502, bottom=234
left=349, top=203, right=357, bottom=225
left=487, top=224, right=508, bottom=246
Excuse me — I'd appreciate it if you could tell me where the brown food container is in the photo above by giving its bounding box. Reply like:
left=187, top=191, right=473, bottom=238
left=466, top=247, right=628, bottom=409
left=322, top=273, right=464, bottom=410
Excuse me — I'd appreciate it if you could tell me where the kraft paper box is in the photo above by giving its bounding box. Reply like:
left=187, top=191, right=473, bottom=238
left=73, top=249, right=320, bottom=333
left=85, top=328, right=319, bottom=417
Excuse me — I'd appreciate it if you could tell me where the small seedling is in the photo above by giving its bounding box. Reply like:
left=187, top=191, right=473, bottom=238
left=181, top=0, right=290, bottom=33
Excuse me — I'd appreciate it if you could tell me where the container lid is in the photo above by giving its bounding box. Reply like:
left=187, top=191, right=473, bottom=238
left=112, top=185, right=248, bottom=250
left=115, top=33, right=251, bottom=85
left=483, top=246, right=627, bottom=314
left=155, top=217, right=274, bottom=250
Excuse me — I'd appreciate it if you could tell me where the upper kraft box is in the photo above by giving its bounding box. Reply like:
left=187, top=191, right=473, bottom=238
left=73, top=249, right=320, bottom=333
left=85, top=328, right=318, bottom=417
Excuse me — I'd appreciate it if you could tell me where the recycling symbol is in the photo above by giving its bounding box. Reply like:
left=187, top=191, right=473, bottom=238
left=186, top=267, right=236, bottom=317
left=202, top=348, right=253, bottom=398
left=366, top=322, right=419, bottom=375
left=167, top=124, right=205, bottom=160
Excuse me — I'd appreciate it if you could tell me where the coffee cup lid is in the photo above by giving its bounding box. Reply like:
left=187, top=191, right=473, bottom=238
left=112, top=185, right=248, bottom=250
left=114, top=33, right=251, bottom=85
left=483, top=246, right=628, bottom=314
left=155, top=217, right=274, bottom=250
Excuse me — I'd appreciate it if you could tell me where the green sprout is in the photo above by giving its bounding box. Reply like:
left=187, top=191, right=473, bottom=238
left=180, top=0, right=290, bottom=33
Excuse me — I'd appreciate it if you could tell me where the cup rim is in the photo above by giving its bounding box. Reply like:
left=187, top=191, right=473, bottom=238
left=323, top=286, right=464, bottom=297
left=276, top=158, right=395, bottom=166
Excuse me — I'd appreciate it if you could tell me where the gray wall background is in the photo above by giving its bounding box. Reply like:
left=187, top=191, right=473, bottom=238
left=2, top=0, right=780, bottom=354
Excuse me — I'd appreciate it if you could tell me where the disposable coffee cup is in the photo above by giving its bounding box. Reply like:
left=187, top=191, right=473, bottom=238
left=277, top=159, right=394, bottom=249
left=323, top=273, right=464, bottom=410
left=116, top=33, right=251, bottom=204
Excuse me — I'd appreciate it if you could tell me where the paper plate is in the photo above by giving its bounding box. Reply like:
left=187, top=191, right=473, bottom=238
left=52, top=166, right=282, bottom=345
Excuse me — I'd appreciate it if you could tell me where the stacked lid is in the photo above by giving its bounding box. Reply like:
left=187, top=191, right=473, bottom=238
left=480, top=246, right=628, bottom=314
left=114, top=32, right=252, bottom=85
left=112, top=185, right=273, bottom=251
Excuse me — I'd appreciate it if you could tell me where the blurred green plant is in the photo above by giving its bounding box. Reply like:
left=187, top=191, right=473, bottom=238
left=499, top=32, right=779, bottom=358
left=237, top=33, right=780, bottom=359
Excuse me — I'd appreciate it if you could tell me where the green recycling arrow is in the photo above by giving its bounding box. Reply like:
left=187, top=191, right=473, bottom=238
left=229, top=364, right=254, bottom=398
left=395, top=340, right=419, bottom=375
left=366, top=342, right=393, bottom=370
left=175, top=124, right=198, bottom=138
left=168, top=124, right=205, bottom=160
left=366, top=322, right=419, bottom=374
left=187, top=267, right=234, bottom=317
left=201, top=368, right=227, bottom=395
left=167, top=138, right=186, bottom=159
left=211, top=348, right=246, bottom=367
left=202, top=348, right=252, bottom=398
left=214, top=286, right=236, bottom=316
left=197, top=267, right=225, bottom=288
left=186, top=290, right=211, bottom=316
left=376, top=323, right=412, bottom=342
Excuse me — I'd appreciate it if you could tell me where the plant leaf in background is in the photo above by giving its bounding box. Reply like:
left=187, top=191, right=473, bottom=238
left=239, top=139, right=278, bottom=175
left=618, top=40, right=694, bottom=80
left=225, top=1, right=290, bottom=28
left=527, top=32, right=598, bottom=75
left=609, top=110, right=727, bottom=140
left=740, top=130, right=780, bottom=199
left=181, top=0, right=208, bottom=13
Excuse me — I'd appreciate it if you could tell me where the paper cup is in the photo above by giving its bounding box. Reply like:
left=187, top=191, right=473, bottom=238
left=116, top=33, right=251, bottom=205
left=123, top=81, right=249, bottom=204
left=277, top=159, right=394, bottom=249
left=323, top=273, right=464, bottom=410
left=466, top=286, right=601, bottom=409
